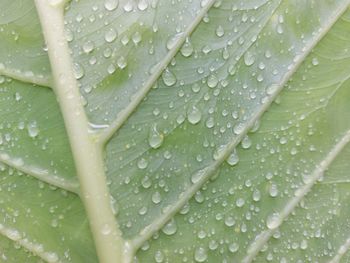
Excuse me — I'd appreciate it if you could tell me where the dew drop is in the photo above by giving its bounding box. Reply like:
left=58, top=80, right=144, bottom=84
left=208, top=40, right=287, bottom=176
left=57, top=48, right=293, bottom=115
left=104, top=28, right=117, bottom=43
left=148, top=124, right=163, bottom=149
left=187, top=106, right=202, bottom=125
left=162, top=218, right=177, bottom=235
left=137, top=0, right=148, bottom=10
left=162, top=68, right=176, bottom=87
left=266, top=212, right=281, bottom=229
left=215, top=25, right=225, bottom=37
left=82, top=41, right=94, bottom=53
left=137, top=158, right=148, bottom=169
left=194, top=247, right=207, bottom=262
left=207, top=74, right=218, bottom=88
left=244, top=51, right=255, bottom=66
left=27, top=121, right=39, bottom=138
left=229, top=243, right=239, bottom=253
left=154, top=250, right=164, bottom=263
left=166, top=32, right=184, bottom=50
left=226, top=150, right=239, bottom=166
left=104, top=0, right=118, bottom=11
left=73, top=63, right=84, bottom=80
left=152, top=191, right=162, bottom=204
left=180, top=38, right=194, bottom=57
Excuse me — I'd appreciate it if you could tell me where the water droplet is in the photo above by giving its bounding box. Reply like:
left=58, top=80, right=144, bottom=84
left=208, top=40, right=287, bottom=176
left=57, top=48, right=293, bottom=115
left=244, top=51, right=255, bottom=66
left=207, top=74, right=218, bottom=88
left=236, top=198, right=245, bottom=207
left=137, top=0, right=148, bottom=10
left=27, top=121, right=39, bottom=138
left=104, top=0, right=118, bottom=11
left=226, top=150, right=239, bottom=166
left=215, top=25, right=225, bottom=37
left=252, top=189, right=261, bottom=201
left=224, top=216, right=235, bottom=227
left=241, top=135, right=252, bottom=149
left=233, top=122, right=245, bottom=135
left=194, top=247, right=207, bottom=262
left=152, top=191, right=162, bottom=204
left=148, top=124, right=163, bottom=149
left=269, top=183, right=278, bottom=197
left=137, top=158, right=148, bottom=169
left=141, top=176, right=152, bottom=188
left=162, top=218, right=177, bottom=235
left=73, top=63, right=84, bottom=80
left=105, top=28, right=117, bottom=43
left=312, top=57, right=319, bottom=66
left=162, top=68, right=176, bottom=87
left=166, top=32, right=184, bottom=50
left=180, top=38, right=194, bottom=57
left=187, top=106, right=202, bottom=125
left=155, top=250, right=164, bottom=263
left=229, top=243, right=239, bottom=253
left=191, top=169, right=205, bottom=184
left=82, top=41, right=94, bottom=53
left=117, top=56, right=127, bottom=69
left=266, top=212, right=281, bottom=229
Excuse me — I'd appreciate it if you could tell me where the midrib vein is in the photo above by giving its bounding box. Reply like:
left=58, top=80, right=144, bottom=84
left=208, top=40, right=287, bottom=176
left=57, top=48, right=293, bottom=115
left=99, top=0, right=218, bottom=144
left=0, top=152, right=79, bottom=194
left=0, top=66, right=51, bottom=87
left=329, top=237, right=350, bottom=263
left=129, top=1, right=350, bottom=252
left=242, top=131, right=350, bottom=263
left=33, top=1, right=126, bottom=262
left=0, top=223, right=62, bottom=263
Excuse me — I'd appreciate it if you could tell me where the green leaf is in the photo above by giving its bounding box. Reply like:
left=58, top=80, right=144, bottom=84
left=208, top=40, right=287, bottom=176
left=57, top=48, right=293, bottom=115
left=1, top=0, right=350, bottom=262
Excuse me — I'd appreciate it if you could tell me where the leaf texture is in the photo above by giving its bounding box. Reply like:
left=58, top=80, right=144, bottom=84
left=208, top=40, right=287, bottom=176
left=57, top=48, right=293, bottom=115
left=0, top=0, right=350, bottom=262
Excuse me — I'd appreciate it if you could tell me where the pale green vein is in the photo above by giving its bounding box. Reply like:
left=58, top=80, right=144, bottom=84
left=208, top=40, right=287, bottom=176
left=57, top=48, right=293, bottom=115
left=98, top=0, right=218, bottom=145
left=0, top=152, right=79, bottom=194
left=329, top=237, right=350, bottom=263
left=0, top=65, right=51, bottom=88
left=34, top=1, right=126, bottom=262
left=129, top=2, right=350, bottom=252
left=242, top=130, right=350, bottom=263
left=0, top=223, right=61, bottom=263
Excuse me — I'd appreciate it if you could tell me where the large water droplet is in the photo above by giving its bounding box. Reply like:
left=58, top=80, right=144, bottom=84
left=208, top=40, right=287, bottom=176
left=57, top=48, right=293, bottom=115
left=226, top=150, right=239, bottom=166
left=180, top=38, right=194, bottom=57
left=187, top=106, right=202, bottom=124
left=148, top=124, right=163, bottom=149
left=104, top=0, right=119, bottom=11
left=162, top=218, right=177, bottom=235
left=194, top=247, right=208, bottom=262
left=105, top=28, right=117, bottom=43
left=162, top=68, right=176, bottom=87
left=244, top=51, right=255, bottom=66
left=266, top=212, right=281, bottom=229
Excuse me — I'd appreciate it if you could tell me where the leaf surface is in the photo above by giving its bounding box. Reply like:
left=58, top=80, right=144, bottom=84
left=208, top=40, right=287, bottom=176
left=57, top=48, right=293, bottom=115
left=0, top=0, right=350, bottom=262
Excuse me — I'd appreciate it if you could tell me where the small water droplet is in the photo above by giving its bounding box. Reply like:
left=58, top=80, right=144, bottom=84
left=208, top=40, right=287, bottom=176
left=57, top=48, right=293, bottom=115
left=215, top=25, right=225, bottom=37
